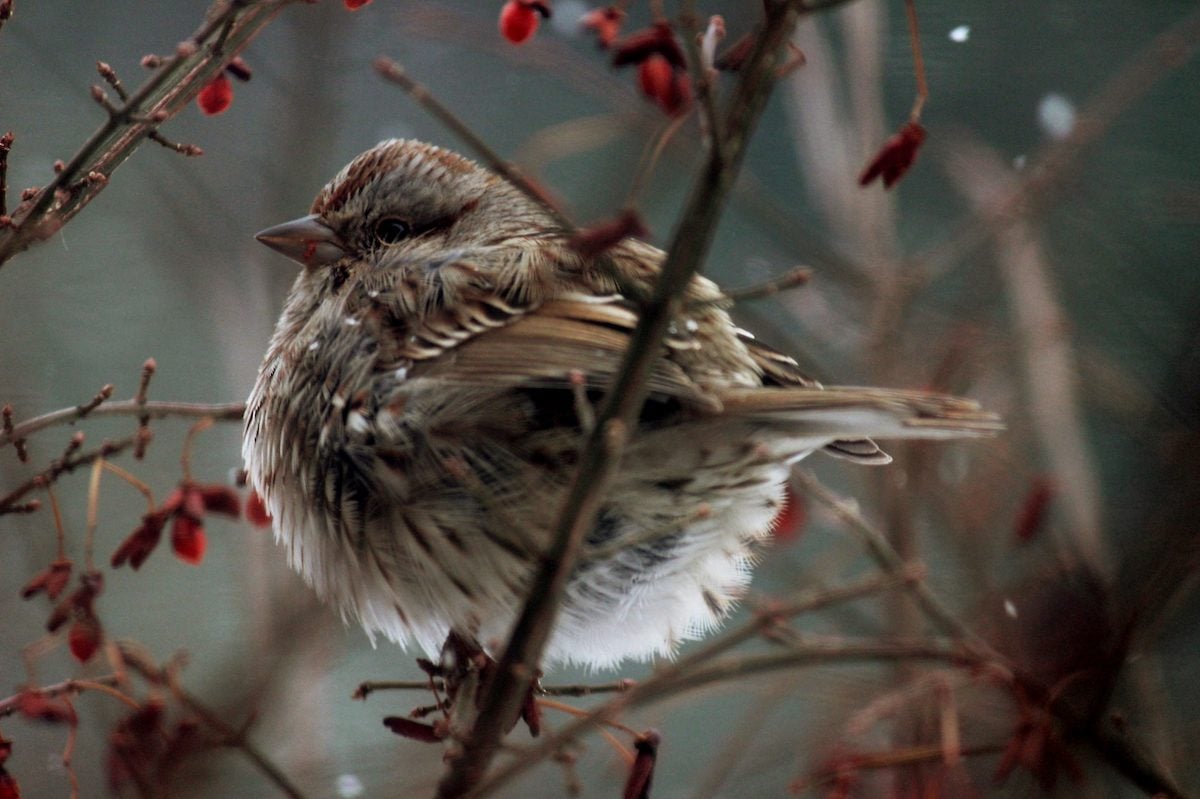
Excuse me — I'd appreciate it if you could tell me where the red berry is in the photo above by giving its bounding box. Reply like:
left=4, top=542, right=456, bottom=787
left=68, top=614, right=103, bottom=663
left=638, top=54, right=673, bottom=104
left=499, top=1, right=539, bottom=45
left=196, top=74, right=233, bottom=116
left=245, top=490, right=273, bottom=528
left=343, top=0, right=373, bottom=8
left=171, top=514, right=207, bottom=565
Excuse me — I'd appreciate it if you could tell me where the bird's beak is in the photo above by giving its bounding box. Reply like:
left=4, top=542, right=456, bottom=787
left=255, top=214, right=347, bottom=268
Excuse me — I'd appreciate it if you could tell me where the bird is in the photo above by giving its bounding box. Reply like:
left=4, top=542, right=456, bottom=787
left=243, top=139, right=999, bottom=669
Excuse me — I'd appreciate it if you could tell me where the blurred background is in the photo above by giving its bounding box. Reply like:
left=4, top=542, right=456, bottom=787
left=2, top=1, right=1199, bottom=796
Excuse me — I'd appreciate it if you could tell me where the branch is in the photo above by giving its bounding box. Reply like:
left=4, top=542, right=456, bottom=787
left=434, top=5, right=809, bottom=797
left=0, top=399, right=244, bottom=449
left=373, top=57, right=574, bottom=232
left=0, top=0, right=304, bottom=268
left=465, top=569, right=924, bottom=797
left=0, top=436, right=133, bottom=514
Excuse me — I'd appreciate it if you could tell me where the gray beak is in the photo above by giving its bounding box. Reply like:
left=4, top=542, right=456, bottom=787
left=255, top=214, right=347, bottom=268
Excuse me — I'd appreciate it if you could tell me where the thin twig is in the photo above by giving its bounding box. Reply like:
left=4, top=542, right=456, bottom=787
left=373, top=57, right=574, bottom=233
left=435, top=6, right=809, bottom=798
left=902, top=0, right=927, bottom=120
left=0, top=436, right=134, bottom=514
left=0, top=399, right=244, bottom=449
left=0, top=675, right=122, bottom=719
left=792, top=470, right=991, bottom=650
left=721, top=265, right=812, bottom=304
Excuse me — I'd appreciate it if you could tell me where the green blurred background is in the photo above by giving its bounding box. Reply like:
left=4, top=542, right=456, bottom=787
left=2, top=1, right=1199, bottom=796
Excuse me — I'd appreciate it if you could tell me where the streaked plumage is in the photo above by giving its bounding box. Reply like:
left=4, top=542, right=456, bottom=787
left=244, top=140, right=998, bottom=668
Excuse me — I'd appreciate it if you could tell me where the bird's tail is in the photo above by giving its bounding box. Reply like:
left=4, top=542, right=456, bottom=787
left=716, top=386, right=1003, bottom=443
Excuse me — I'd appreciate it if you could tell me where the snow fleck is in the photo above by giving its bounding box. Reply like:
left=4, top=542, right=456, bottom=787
left=1013, top=154, right=1028, bottom=170
left=394, top=366, right=409, bottom=381
left=344, top=316, right=361, bottom=327
left=1037, top=93, right=1076, bottom=140
left=1003, top=599, right=1018, bottom=619
left=307, top=340, right=320, bottom=352
left=551, top=0, right=587, bottom=35
left=684, top=319, right=699, bottom=333
left=948, top=25, right=970, bottom=43
left=336, top=774, right=365, bottom=798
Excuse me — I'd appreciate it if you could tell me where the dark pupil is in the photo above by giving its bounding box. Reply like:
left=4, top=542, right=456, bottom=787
left=375, top=218, right=409, bottom=244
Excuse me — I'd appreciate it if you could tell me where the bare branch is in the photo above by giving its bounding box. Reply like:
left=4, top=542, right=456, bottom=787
left=0, top=0, right=304, bottom=268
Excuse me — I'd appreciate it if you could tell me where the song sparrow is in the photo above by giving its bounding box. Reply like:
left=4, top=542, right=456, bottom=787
left=243, top=139, right=998, bottom=668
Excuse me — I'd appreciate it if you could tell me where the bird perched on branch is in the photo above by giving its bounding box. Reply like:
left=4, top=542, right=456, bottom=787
left=244, top=139, right=999, bottom=669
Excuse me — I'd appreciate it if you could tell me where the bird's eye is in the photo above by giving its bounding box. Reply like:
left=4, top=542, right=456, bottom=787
left=374, top=217, right=410, bottom=245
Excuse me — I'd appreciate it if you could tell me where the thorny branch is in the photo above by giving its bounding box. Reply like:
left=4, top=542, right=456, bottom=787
left=0, top=0, right=304, bottom=268
left=435, top=4, right=812, bottom=797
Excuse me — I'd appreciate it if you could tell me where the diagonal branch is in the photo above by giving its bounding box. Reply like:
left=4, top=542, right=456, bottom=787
left=0, top=0, right=304, bottom=268
left=435, top=7, right=816, bottom=795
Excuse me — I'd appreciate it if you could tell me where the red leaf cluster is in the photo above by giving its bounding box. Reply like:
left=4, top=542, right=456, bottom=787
left=499, top=1, right=551, bottom=45
left=858, top=121, right=926, bottom=189
left=107, top=701, right=204, bottom=793
left=111, top=481, right=240, bottom=569
left=611, top=23, right=691, bottom=116
left=45, top=570, right=105, bottom=662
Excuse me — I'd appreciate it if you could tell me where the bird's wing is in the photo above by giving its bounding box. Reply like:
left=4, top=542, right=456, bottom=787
left=405, top=295, right=722, bottom=413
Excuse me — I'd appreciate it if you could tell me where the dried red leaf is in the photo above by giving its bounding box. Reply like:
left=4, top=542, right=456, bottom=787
left=107, top=701, right=166, bottom=792
left=382, top=716, right=445, bottom=743
left=638, top=54, right=673, bottom=105
left=199, top=484, right=241, bottom=518
left=568, top=210, right=649, bottom=258
left=611, top=22, right=686, bottom=69
left=0, top=769, right=17, bottom=799
left=68, top=611, right=103, bottom=663
left=858, top=121, right=926, bottom=189
left=46, top=571, right=103, bottom=633
left=170, top=513, right=207, bottom=565
left=16, top=690, right=76, bottom=725
left=771, top=485, right=805, bottom=543
left=623, top=729, right=660, bottom=799
left=196, top=73, right=233, bottom=116
left=111, top=510, right=167, bottom=570
left=520, top=689, right=541, bottom=738
left=581, top=6, right=625, bottom=48
left=343, top=0, right=373, bottom=8
left=659, top=70, right=692, bottom=117
left=1014, top=476, right=1055, bottom=542
left=245, top=489, right=272, bottom=528
left=499, top=1, right=549, bottom=45
left=20, top=558, right=72, bottom=600
left=0, top=734, right=10, bottom=765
